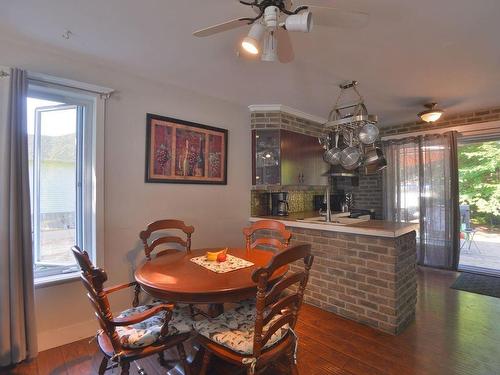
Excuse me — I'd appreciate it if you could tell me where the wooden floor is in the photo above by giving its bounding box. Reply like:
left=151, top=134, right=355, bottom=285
left=2, top=267, right=500, bottom=375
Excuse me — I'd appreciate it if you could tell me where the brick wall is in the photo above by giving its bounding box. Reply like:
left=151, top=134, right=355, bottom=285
left=335, top=171, right=384, bottom=219
left=250, top=111, right=326, bottom=137
left=354, top=173, right=384, bottom=218
left=287, top=228, right=417, bottom=335
left=380, top=104, right=500, bottom=137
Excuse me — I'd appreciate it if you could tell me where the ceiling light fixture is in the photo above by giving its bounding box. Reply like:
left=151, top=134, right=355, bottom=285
left=194, top=1, right=369, bottom=64
left=241, top=23, right=266, bottom=55
left=418, top=103, right=444, bottom=123
left=285, top=11, right=313, bottom=32
left=261, top=31, right=278, bottom=62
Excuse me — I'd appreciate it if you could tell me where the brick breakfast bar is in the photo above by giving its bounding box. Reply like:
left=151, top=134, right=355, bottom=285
left=250, top=215, right=419, bottom=335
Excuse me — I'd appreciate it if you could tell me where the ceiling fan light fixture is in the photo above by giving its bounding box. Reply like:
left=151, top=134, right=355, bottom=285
left=285, top=11, right=313, bottom=32
left=418, top=103, right=444, bottom=123
left=261, top=31, right=278, bottom=62
left=242, top=39, right=259, bottom=54
left=241, top=23, right=266, bottom=55
left=264, top=6, right=279, bottom=28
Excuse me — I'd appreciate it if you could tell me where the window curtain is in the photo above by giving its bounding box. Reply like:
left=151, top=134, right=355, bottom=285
left=0, top=68, right=38, bottom=366
left=383, top=132, right=460, bottom=270
left=383, top=137, right=420, bottom=223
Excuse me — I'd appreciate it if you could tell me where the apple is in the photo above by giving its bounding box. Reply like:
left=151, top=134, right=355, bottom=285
left=216, top=252, right=227, bottom=262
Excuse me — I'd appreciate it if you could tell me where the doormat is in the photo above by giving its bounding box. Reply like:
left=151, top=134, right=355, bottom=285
left=451, top=272, right=500, bottom=298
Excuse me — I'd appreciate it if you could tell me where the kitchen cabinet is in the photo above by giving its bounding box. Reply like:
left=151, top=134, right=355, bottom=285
left=252, top=129, right=327, bottom=186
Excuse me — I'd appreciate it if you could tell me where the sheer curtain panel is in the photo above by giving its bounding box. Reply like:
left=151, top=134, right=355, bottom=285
left=383, top=132, right=460, bottom=270
left=0, top=68, right=38, bottom=366
left=383, top=138, right=420, bottom=224
left=419, top=133, right=460, bottom=269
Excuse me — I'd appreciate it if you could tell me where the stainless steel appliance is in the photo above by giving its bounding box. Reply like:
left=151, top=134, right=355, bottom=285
left=271, top=192, right=290, bottom=216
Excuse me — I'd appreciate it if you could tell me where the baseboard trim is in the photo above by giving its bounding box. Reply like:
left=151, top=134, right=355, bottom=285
left=37, top=319, right=97, bottom=351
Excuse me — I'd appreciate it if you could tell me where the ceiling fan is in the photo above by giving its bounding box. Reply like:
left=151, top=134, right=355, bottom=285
left=193, top=0, right=368, bottom=63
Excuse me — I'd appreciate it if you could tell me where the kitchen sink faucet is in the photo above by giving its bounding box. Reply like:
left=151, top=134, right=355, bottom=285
left=324, top=185, right=332, bottom=223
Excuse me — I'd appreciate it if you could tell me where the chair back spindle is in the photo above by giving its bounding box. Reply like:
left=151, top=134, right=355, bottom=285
left=71, top=246, right=123, bottom=353
left=251, top=243, right=313, bottom=358
left=140, top=219, right=194, bottom=260
left=243, top=220, right=292, bottom=252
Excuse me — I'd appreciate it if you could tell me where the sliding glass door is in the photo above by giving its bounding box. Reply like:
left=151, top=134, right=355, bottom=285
left=458, top=136, right=500, bottom=275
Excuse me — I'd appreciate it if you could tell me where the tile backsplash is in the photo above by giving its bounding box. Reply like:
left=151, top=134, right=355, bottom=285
left=287, top=191, right=317, bottom=212
left=251, top=189, right=322, bottom=216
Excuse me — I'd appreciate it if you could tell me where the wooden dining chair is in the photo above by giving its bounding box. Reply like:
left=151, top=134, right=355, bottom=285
left=139, top=219, right=195, bottom=260
left=71, top=246, right=193, bottom=375
left=243, top=219, right=292, bottom=252
left=194, top=243, right=314, bottom=375
left=136, top=219, right=196, bottom=311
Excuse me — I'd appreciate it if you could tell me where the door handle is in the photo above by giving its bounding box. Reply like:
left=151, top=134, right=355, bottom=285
left=299, top=173, right=305, bottom=184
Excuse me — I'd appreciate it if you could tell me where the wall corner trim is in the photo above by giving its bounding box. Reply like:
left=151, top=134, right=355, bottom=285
left=248, top=104, right=327, bottom=125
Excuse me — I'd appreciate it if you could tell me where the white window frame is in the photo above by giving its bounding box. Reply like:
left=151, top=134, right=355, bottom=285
left=32, top=103, right=82, bottom=273
left=28, top=73, right=110, bottom=287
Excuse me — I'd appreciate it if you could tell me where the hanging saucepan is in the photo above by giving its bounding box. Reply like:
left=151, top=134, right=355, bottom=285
left=359, top=122, right=380, bottom=145
left=323, top=133, right=342, bottom=165
left=364, top=145, right=384, bottom=166
left=376, top=154, right=388, bottom=171
left=340, top=132, right=362, bottom=170
left=364, top=144, right=388, bottom=172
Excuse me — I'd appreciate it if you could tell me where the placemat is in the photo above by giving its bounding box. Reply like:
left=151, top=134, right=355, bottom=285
left=190, top=254, right=254, bottom=273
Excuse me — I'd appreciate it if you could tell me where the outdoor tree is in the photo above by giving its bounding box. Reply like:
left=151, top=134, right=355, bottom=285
left=458, top=140, right=500, bottom=226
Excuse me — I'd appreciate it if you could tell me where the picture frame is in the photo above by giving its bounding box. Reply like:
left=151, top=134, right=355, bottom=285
left=145, top=113, right=228, bottom=184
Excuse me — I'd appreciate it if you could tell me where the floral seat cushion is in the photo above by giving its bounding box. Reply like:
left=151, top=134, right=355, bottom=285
left=193, top=300, right=289, bottom=355
left=116, top=303, right=193, bottom=349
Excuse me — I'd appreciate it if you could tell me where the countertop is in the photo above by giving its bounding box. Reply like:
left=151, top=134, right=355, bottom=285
left=250, top=211, right=419, bottom=238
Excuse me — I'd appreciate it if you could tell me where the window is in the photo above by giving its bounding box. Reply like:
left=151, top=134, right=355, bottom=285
left=27, top=79, right=104, bottom=283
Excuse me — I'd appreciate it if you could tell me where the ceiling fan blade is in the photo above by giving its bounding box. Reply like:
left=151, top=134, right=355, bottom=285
left=193, top=18, right=251, bottom=37
left=276, top=28, right=295, bottom=63
left=306, top=6, right=369, bottom=29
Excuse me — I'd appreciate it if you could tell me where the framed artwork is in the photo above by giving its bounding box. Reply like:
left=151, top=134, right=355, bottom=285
left=145, top=113, right=228, bottom=184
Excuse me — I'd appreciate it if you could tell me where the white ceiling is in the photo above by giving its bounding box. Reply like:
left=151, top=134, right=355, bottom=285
left=1, top=0, right=500, bottom=125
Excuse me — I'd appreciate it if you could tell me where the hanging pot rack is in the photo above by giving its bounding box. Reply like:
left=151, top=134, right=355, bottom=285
left=320, top=80, right=385, bottom=173
left=324, top=80, right=378, bottom=130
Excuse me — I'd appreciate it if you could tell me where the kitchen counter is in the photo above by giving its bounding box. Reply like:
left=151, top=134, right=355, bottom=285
left=248, top=211, right=418, bottom=335
left=250, top=211, right=418, bottom=238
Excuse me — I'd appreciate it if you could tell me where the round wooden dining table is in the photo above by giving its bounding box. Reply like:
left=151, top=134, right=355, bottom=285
left=134, top=247, right=288, bottom=314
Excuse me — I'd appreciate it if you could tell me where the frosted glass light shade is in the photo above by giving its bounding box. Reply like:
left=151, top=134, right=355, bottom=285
left=241, top=23, right=266, bottom=55
left=418, top=103, right=444, bottom=123
left=242, top=39, right=259, bottom=54
left=420, top=110, right=443, bottom=123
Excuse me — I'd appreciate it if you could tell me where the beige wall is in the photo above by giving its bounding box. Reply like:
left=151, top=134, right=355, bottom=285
left=0, top=33, right=251, bottom=350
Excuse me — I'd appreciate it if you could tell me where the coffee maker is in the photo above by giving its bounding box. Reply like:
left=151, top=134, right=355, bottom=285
left=270, top=192, right=290, bottom=216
